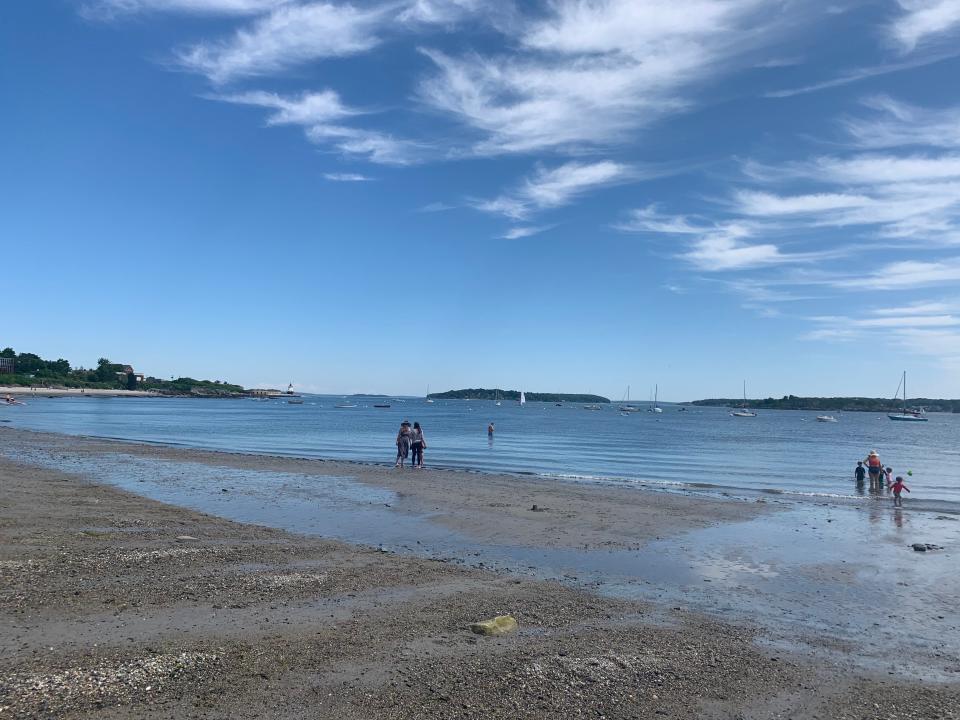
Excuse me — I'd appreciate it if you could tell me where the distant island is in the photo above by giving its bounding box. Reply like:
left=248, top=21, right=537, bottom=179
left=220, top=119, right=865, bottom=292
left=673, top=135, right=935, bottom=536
left=0, top=347, right=247, bottom=397
left=429, top=388, right=610, bottom=403
left=691, top=395, right=960, bottom=413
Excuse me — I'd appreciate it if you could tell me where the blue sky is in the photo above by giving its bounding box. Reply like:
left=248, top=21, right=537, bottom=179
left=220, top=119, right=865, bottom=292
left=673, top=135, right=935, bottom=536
left=3, top=0, right=960, bottom=399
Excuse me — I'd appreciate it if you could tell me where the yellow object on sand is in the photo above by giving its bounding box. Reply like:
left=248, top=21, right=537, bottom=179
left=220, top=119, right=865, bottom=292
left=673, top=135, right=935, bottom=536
left=469, top=615, right=518, bottom=636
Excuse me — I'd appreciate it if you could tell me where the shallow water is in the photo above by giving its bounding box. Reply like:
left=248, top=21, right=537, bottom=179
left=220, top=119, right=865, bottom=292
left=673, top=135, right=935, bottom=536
left=5, top=440, right=958, bottom=678
left=2, top=395, right=959, bottom=510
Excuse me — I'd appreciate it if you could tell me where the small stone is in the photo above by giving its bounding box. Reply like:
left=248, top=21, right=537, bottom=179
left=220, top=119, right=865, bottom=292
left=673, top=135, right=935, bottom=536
left=175, top=535, right=198, bottom=542
left=469, top=615, right=518, bottom=636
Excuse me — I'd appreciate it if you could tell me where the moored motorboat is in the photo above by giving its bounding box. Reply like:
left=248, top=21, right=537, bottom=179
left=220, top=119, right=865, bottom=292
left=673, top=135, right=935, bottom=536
left=815, top=415, right=837, bottom=423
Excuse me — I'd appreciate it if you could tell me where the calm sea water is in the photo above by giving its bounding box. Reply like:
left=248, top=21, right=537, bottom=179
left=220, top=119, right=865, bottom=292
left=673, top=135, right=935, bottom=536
left=2, top=395, right=958, bottom=509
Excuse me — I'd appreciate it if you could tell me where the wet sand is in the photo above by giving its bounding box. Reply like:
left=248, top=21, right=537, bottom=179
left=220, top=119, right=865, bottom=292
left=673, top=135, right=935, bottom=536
left=1, top=429, right=958, bottom=718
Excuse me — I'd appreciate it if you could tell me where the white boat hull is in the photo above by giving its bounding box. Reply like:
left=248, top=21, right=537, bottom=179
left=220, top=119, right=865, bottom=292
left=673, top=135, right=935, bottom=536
left=888, top=413, right=928, bottom=422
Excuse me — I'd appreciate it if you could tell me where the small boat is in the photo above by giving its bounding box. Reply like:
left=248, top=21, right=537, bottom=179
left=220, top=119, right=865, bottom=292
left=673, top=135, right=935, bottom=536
left=495, top=389, right=501, bottom=406
left=619, top=385, right=641, bottom=412
left=287, top=399, right=304, bottom=405
left=583, top=404, right=601, bottom=410
left=373, top=403, right=391, bottom=408
left=3, top=397, right=25, bottom=406
left=815, top=415, right=838, bottom=423
left=678, top=407, right=687, bottom=412
left=648, top=384, right=663, bottom=413
left=730, top=381, right=757, bottom=417
left=888, top=371, right=928, bottom=422
left=425, top=385, right=434, bottom=403
left=519, top=391, right=526, bottom=406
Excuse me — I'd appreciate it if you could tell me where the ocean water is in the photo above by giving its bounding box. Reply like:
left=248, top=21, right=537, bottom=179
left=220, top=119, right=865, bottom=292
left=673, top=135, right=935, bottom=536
left=2, top=395, right=958, bottom=510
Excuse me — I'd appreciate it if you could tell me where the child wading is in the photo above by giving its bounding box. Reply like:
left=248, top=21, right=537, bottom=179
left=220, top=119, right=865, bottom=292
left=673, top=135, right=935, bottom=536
left=890, top=476, right=911, bottom=506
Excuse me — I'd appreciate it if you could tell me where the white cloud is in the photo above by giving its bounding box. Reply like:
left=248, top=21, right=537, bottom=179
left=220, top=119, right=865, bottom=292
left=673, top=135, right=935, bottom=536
left=889, top=0, right=960, bottom=52
left=762, top=52, right=957, bottom=99
left=178, top=2, right=391, bottom=83
left=307, top=125, right=425, bottom=165
left=813, top=154, right=960, bottom=185
left=842, top=258, right=960, bottom=289
left=681, top=223, right=791, bottom=271
left=417, top=0, right=783, bottom=155
left=871, top=301, right=954, bottom=315
left=211, top=89, right=424, bottom=165
left=398, top=0, right=486, bottom=24
left=734, top=190, right=875, bottom=216
left=804, top=309, right=960, bottom=367
left=855, top=314, right=960, bottom=327
left=83, top=0, right=286, bottom=16
left=213, top=89, right=358, bottom=124
left=477, top=161, right=630, bottom=220
left=501, top=225, right=550, bottom=239
left=614, top=206, right=707, bottom=234
left=843, top=96, right=960, bottom=150
left=418, top=201, right=456, bottom=212
left=324, top=172, right=373, bottom=181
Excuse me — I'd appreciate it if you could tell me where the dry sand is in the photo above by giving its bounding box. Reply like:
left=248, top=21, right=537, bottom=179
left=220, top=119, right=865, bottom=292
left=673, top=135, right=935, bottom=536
left=1, top=434, right=958, bottom=718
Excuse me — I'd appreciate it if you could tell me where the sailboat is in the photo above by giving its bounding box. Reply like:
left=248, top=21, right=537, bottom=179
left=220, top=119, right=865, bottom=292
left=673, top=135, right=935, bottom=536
left=619, top=385, right=641, bottom=412
left=648, top=384, right=663, bottom=413
left=519, top=391, right=526, bottom=406
left=495, top=389, right=501, bottom=406
left=425, top=385, right=434, bottom=403
left=730, top=381, right=757, bottom=417
left=888, top=371, right=928, bottom=422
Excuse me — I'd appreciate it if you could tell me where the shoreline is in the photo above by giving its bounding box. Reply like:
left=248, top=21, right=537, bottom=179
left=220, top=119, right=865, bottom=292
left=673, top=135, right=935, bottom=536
left=1, top=386, right=162, bottom=397
left=1, top=427, right=769, bottom=553
left=4, top=424, right=957, bottom=518
left=1, top=436, right=957, bottom=718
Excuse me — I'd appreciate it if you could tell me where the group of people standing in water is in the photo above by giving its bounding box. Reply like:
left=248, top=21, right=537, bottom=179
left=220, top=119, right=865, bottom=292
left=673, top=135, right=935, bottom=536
left=395, top=420, right=426, bottom=469
left=856, top=449, right=911, bottom=506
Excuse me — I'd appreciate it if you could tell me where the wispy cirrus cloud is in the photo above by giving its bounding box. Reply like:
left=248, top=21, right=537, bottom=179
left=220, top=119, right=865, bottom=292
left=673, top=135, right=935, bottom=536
left=417, top=0, right=793, bottom=156
left=841, top=258, right=960, bottom=289
left=501, top=225, right=551, bottom=240
left=324, top=172, right=373, bottom=181
left=476, top=161, right=630, bottom=221
left=843, top=95, right=960, bottom=149
left=804, top=300, right=960, bottom=367
left=211, top=89, right=425, bottom=165
left=616, top=206, right=823, bottom=271
left=82, top=0, right=286, bottom=17
left=178, top=2, right=392, bottom=84
left=889, top=0, right=960, bottom=52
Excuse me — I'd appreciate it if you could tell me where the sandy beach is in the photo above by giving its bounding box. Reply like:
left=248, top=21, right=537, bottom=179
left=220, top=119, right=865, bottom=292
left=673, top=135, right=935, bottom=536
left=1, top=429, right=958, bottom=719
left=0, top=387, right=161, bottom=398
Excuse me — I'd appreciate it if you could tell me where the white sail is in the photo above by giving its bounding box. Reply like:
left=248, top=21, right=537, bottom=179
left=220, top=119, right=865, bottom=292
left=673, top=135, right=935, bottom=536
left=519, top=391, right=526, bottom=405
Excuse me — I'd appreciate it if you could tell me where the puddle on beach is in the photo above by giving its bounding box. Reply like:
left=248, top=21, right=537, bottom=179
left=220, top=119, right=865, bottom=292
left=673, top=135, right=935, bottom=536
left=5, top=442, right=959, bottom=680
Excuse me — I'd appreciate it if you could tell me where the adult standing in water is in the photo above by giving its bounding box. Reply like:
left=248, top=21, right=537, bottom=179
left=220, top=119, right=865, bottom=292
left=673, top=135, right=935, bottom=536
left=410, top=421, right=425, bottom=469
left=865, top=450, right=883, bottom=489
left=395, top=421, right=412, bottom=468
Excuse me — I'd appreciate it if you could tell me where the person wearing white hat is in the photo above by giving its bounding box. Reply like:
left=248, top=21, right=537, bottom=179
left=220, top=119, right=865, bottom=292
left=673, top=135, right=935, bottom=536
left=864, top=450, right=882, bottom=488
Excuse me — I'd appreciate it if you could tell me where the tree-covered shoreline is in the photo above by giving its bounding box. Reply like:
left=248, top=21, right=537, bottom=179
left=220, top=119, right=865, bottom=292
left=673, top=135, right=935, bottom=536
left=428, top=388, right=610, bottom=403
left=691, top=395, right=960, bottom=413
left=0, top=348, right=246, bottom=396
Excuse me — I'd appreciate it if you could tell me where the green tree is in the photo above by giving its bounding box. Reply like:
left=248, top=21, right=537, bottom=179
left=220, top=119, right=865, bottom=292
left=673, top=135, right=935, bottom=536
left=126, top=372, right=137, bottom=391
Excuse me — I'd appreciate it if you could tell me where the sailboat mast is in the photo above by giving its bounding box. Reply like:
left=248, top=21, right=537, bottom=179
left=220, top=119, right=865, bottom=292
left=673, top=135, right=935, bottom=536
left=903, top=371, right=907, bottom=413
